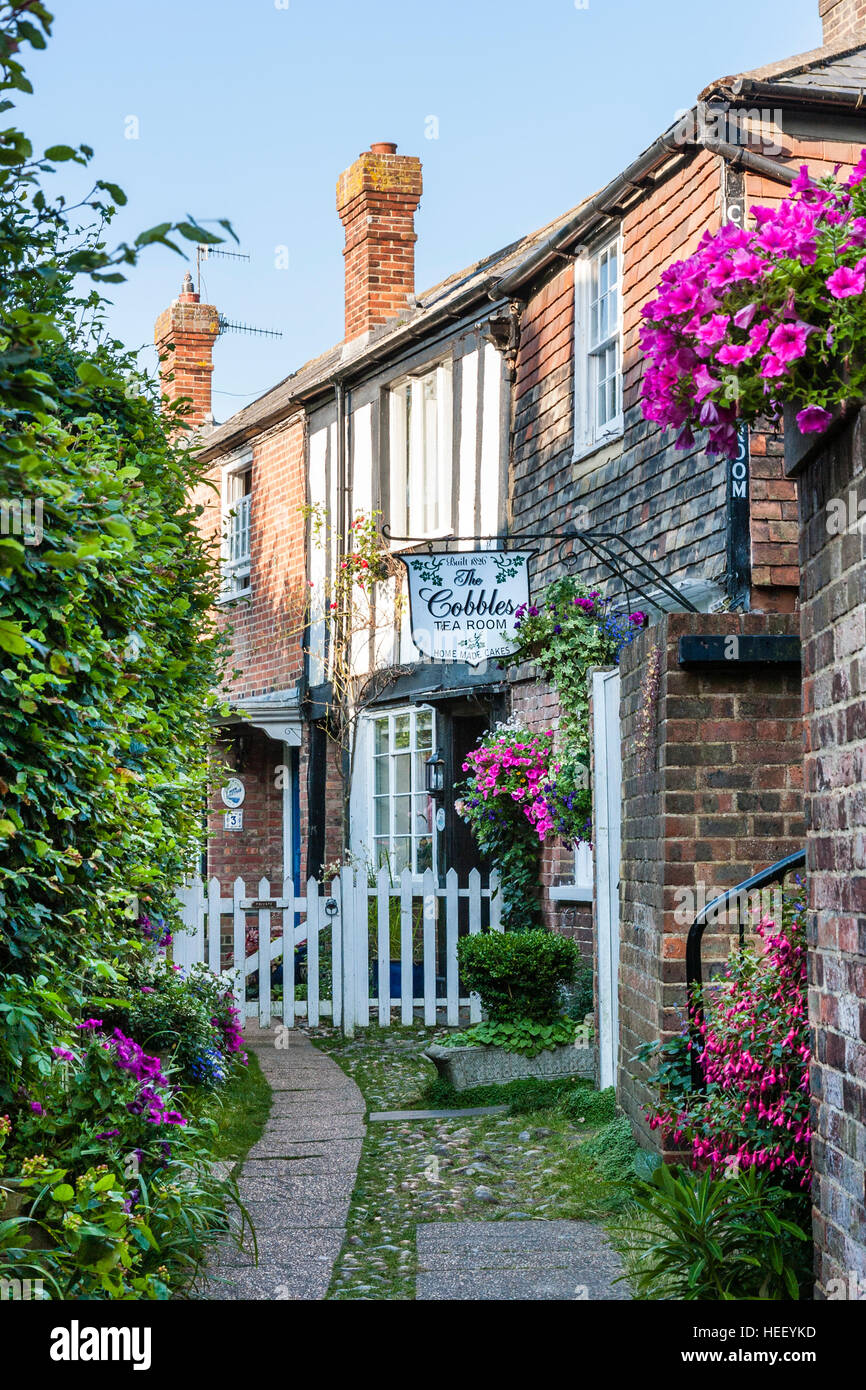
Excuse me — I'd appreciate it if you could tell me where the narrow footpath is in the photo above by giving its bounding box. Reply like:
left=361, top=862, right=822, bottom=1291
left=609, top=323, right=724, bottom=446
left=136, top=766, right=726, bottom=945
left=200, top=1025, right=365, bottom=1300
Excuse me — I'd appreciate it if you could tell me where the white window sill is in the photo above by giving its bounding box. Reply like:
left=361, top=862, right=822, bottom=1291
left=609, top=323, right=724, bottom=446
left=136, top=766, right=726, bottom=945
left=572, top=425, right=624, bottom=469
left=216, top=587, right=252, bottom=606
left=549, top=883, right=593, bottom=904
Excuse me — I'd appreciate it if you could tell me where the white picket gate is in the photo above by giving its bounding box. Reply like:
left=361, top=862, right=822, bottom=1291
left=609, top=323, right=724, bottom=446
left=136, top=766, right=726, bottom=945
left=174, top=866, right=501, bottom=1033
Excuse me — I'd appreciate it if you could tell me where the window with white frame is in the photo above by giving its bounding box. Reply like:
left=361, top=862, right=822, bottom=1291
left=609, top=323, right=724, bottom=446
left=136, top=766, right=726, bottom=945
left=547, top=841, right=594, bottom=904
left=574, top=234, right=623, bottom=455
left=370, top=707, right=435, bottom=877
left=221, top=461, right=252, bottom=599
left=388, top=363, right=453, bottom=540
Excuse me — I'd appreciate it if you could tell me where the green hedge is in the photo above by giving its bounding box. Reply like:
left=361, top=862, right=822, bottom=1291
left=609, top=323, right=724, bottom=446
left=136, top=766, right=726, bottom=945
left=457, top=929, right=578, bottom=1023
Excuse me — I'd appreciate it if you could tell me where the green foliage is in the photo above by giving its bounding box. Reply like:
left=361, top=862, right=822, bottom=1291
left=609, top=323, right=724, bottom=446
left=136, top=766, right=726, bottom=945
left=0, top=7, right=229, bottom=1092
left=0, top=1093, right=255, bottom=1299
left=422, top=1072, right=596, bottom=1114
left=562, top=957, right=594, bottom=1022
left=117, top=960, right=240, bottom=1085
left=0, top=9, right=256, bottom=1299
left=559, top=1085, right=616, bottom=1126
left=485, top=822, right=541, bottom=933
left=444, top=1015, right=577, bottom=1058
left=625, top=1164, right=812, bottom=1301
left=506, top=577, right=636, bottom=762
left=198, top=1050, right=271, bottom=1164
left=457, top=929, right=578, bottom=1023
left=633, top=1024, right=694, bottom=1114
left=580, top=1115, right=640, bottom=1185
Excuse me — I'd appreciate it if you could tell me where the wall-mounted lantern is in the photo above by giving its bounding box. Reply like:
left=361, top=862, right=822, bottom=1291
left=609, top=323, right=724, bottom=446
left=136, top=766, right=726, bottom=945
left=424, top=748, right=446, bottom=797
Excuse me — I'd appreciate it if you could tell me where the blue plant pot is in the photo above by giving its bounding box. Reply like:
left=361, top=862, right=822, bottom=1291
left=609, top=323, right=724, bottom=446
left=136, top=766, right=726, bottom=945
left=370, top=960, right=425, bottom=1000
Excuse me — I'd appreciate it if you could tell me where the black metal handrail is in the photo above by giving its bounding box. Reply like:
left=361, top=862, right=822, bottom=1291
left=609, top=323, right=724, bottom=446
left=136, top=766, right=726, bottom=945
left=685, top=848, right=806, bottom=1091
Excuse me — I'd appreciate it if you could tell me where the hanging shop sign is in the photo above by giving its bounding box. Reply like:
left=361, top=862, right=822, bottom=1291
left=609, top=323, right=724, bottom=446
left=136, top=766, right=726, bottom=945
left=398, top=551, right=533, bottom=667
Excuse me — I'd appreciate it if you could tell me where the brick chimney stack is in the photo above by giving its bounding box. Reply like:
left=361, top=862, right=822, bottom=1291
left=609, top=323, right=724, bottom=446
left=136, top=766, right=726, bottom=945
left=819, top=0, right=866, bottom=44
left=154, top=272, right=220, bottom=426
left=336, top=142, right=423, bottom=344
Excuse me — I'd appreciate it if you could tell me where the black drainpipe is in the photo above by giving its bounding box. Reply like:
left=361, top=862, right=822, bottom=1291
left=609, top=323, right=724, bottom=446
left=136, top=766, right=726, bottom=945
left=333, top=381, right=352, bottom=857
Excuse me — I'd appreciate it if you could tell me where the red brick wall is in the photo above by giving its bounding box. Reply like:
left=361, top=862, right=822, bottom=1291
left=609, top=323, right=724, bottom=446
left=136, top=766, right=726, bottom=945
left=336, top=144, right=422, bottom=342
left=618, top=612, right=805, bottom=1149
left=207, top=730, right=285, bottom=887
left=819, top=0, right=866, bottom=44
left=154, top=292, right=219, bottom=426
left=793, top=405, right=866, bottom=1295
left=193, top=411, right=319, bottom=893
left=195, top=412, right=308, bottom=702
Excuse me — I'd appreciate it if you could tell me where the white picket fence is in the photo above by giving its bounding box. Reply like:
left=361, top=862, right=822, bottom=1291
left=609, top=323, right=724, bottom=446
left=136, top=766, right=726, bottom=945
left=174, top=866, right=501, bottom=1034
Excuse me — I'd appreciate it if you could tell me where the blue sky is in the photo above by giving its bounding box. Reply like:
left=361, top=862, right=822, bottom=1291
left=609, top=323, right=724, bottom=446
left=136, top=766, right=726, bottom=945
left=23, top=0, right=820, bottom=415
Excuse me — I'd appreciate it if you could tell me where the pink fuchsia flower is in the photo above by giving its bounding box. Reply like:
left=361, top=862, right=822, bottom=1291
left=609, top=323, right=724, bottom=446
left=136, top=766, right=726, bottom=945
left=826, top=264, right=865, bottom=298
left=767, top=321, right=812, bottom=364
left=796, top=405, right=834, bottom=434
left=30, top=1102, right=43, bottom=1115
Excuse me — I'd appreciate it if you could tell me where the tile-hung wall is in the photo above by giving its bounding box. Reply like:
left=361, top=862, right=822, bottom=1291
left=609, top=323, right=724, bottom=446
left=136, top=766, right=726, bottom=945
left=306, top=328, right=510, bottom=879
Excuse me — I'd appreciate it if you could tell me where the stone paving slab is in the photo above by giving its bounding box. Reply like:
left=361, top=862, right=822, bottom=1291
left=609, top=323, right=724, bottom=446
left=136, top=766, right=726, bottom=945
left=231, top=1198, right=350, bottom=1232
left=258, top=1116, right=367, bottom=1141
left=415, top=1220, right=630, bottom=1301
left=199, top=1030, right=363, bottom=1301
left=238, top=1151, right=349, bottom=1177
left=265, top=1077, right=362, bottom=1092
left=211, top=1226, right=344, bottom=1270
left=200, top=1262, right=331, bottom=1301
left=269, top=1094, right=367, bottom=1116
left=416, top=1269, right=602, bottom=1300
left=237, top=1168, right=356, bottom=1203
left=368, top=1107, right=508, bottom=1121
left=245, top=1137, right=363, bottom=1165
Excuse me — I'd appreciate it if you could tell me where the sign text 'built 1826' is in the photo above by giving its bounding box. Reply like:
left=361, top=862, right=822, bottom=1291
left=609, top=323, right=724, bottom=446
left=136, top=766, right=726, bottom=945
left=398, top=550, right=533, bottom=667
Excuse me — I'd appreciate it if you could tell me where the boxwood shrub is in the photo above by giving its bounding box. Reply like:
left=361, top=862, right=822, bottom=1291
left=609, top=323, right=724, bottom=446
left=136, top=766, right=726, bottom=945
left=457, top=929, right=578, bottom=1023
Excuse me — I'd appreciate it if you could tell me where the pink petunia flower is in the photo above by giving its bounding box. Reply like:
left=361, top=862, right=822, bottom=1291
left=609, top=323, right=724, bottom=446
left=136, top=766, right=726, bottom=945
left=826, top=264, right=865, bottom=298
left=767, top=321, right=812, bottom=364
left=795, top=405, right=833, bottom=434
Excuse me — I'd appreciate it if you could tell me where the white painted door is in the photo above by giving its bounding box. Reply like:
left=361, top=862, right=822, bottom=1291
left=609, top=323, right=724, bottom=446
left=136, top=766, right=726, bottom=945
left=592, top=668, right=622, bottom=1093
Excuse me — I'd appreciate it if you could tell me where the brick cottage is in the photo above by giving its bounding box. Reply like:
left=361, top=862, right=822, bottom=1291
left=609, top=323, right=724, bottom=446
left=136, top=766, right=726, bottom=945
left=154, top=0, right=866, bottom=1295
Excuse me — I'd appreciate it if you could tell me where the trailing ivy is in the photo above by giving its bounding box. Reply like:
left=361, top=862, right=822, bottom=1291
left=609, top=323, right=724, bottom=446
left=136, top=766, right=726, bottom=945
left=507, top=576, right=646, bottom=768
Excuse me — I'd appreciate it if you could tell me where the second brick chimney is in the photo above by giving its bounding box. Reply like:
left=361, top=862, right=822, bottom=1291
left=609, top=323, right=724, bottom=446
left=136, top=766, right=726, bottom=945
left=154, top=272, right=220, bottom=427
left=819, top=0, right=866, bottom=44
left=336, top=142, right=423, bottom=344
